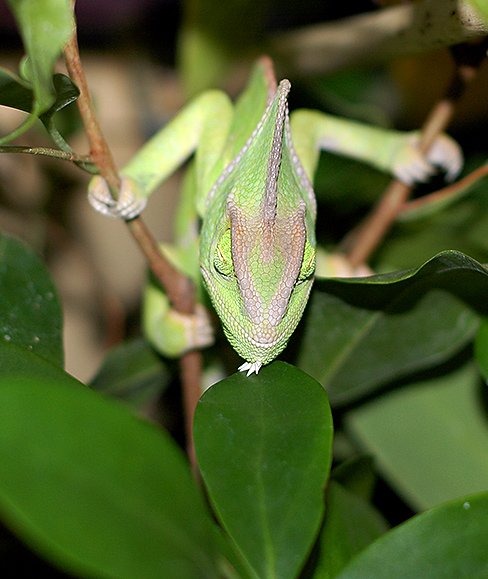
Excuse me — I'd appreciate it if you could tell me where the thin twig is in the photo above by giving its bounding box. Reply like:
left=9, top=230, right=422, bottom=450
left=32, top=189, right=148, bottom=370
left=344, top=42, right=487, bottom=268
left=63, top=24, right=202, bottom=467
left=400, top=162, right=488, bottom=220
left=63, top=33, right=120, bottom=192
left=0, top=145, right=91, bottom=164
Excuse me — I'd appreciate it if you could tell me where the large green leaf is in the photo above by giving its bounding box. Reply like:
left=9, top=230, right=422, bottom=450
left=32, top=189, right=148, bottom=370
left=311, top=480, right=389, bottom=579
left=0, top=341, right=71, bottom=384
left=194, top=361, right=333, bottom=579
left=0, top=232, right=64, bottom=367
left=2, top=0, right=74, bottom=142
left=298, top=250, right=487, bottom=405
left=0, top=374, right=218, bottom=579
left=335, top=493, right=488, bottom=578
left=346, top=363, right=488, bottom=510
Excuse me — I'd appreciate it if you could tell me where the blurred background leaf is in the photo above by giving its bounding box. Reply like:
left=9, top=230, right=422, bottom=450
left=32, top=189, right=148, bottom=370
left=90, top=336, right=170, bottom=415
left=346, top=363, right=488, bottom=511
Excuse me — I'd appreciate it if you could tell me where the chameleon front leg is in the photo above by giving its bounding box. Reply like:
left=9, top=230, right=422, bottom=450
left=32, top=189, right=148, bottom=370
left=291, top=109, right=463, bottom=280
left=88, top=89, right=233, bottom=220
left=290, top=109, right=463, bottom=186
left=88, top=91, right=234, bottom=358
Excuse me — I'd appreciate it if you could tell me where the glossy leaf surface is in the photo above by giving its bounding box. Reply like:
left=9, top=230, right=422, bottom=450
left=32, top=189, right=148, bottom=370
left=0, top=375, right=218, bottom=579
left=299, top=250, right=487, bottom=405
left=336, top=493, right=488, bottom=578
left=194, top=362, right=333, bottom=579
left=0, top=232, right=63, bottom=367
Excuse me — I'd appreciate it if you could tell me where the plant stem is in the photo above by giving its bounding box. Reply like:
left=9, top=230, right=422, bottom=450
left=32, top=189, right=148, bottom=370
left=344, top=42, right=487, bottom=268
left=0, top=145, right=92, bottom=165
left=63, top=33, right=120, bottom=192
left=63, top=23, right=202, bottom=467
left=400, top=162, right=488, bottom=220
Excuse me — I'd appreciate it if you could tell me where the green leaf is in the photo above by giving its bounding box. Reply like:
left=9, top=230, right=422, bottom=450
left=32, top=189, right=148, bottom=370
left=2, top=0, right=74, bottom=142
left=194, top=361, right=333, bottom=579
left=298, top=250, right=487, bottom=405
left=0, top=67, right=33, bottom=112
left=346, top=363, right=488, bottom=510
left=474, top=317, right=488, bottom=381
left=0, top=341, right=72, bottom=384
left=90, top=337, right=169, bottom=413
left=0, top=232, right=64, bottom=367
left=0, top=374, right=218, bottom=579
left=0, top=70, right=78, bottom=118
left=331, top=456, right=377, bottom=502
left=312, top=480, right=389, bottom=579
left=336, top=493, right=488, bottom=579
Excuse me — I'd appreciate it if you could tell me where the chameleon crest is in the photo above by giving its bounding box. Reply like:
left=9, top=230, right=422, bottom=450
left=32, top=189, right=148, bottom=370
left=199, top=79, right=317, bottom=375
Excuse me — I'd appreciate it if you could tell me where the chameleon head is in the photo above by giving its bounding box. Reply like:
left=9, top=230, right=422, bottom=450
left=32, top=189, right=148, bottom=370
left=200, top=78, right=317, bottom=374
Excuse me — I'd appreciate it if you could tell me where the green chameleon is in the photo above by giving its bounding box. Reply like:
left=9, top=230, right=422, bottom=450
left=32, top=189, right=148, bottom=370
left=88, top=57, right=462, bottom=375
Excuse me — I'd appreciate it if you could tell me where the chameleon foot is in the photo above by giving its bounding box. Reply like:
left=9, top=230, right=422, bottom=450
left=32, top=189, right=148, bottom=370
left=393, top=133, right=463, bottom=186
left=238, top=361, right=263, bottom=376
left=88, top=175, right=147, bottom=220
left=161, top=304, right=214, bottom=357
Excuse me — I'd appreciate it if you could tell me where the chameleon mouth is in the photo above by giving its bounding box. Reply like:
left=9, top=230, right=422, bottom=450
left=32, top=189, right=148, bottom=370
left=243, top=324, right=286, bottom=350
left=247, top=335, right=280, bottom=349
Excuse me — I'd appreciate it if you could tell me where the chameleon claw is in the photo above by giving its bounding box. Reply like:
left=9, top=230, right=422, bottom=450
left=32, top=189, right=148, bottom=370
left=88, top=175, right=147, bottom=220
left=238, top=361, right=263, bottom=376
left=392, top=133, right=463, bottom=186
left=424, top=133, right=463, bottom=182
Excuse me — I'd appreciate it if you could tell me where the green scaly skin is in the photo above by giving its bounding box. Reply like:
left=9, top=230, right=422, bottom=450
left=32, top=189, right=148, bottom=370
left=199, top=79, right=316, bottom=375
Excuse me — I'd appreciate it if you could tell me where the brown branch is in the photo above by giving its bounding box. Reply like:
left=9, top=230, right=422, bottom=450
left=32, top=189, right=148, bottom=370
left=399, top=161, right=488, bottom=220
left=344, top=41, right=487, bottom=268
left=271, top=0, right=487, bottom=76
left=0, top=145, right=92, bottom=165
left=63, top=22, right=202, bottom=467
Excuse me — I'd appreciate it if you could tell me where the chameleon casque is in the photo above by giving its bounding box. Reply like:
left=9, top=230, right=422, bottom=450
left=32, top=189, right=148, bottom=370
left=88, top=57, right=462, bottom=375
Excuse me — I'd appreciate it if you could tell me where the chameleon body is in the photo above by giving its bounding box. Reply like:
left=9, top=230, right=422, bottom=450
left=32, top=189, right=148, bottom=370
left=88, top=58, right=462, bottom=375
left=199, top=78, right=316, bottom=374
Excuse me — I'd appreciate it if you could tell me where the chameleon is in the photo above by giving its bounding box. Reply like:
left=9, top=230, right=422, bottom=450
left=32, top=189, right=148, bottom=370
left=88, top=57, right=462, bottom=375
